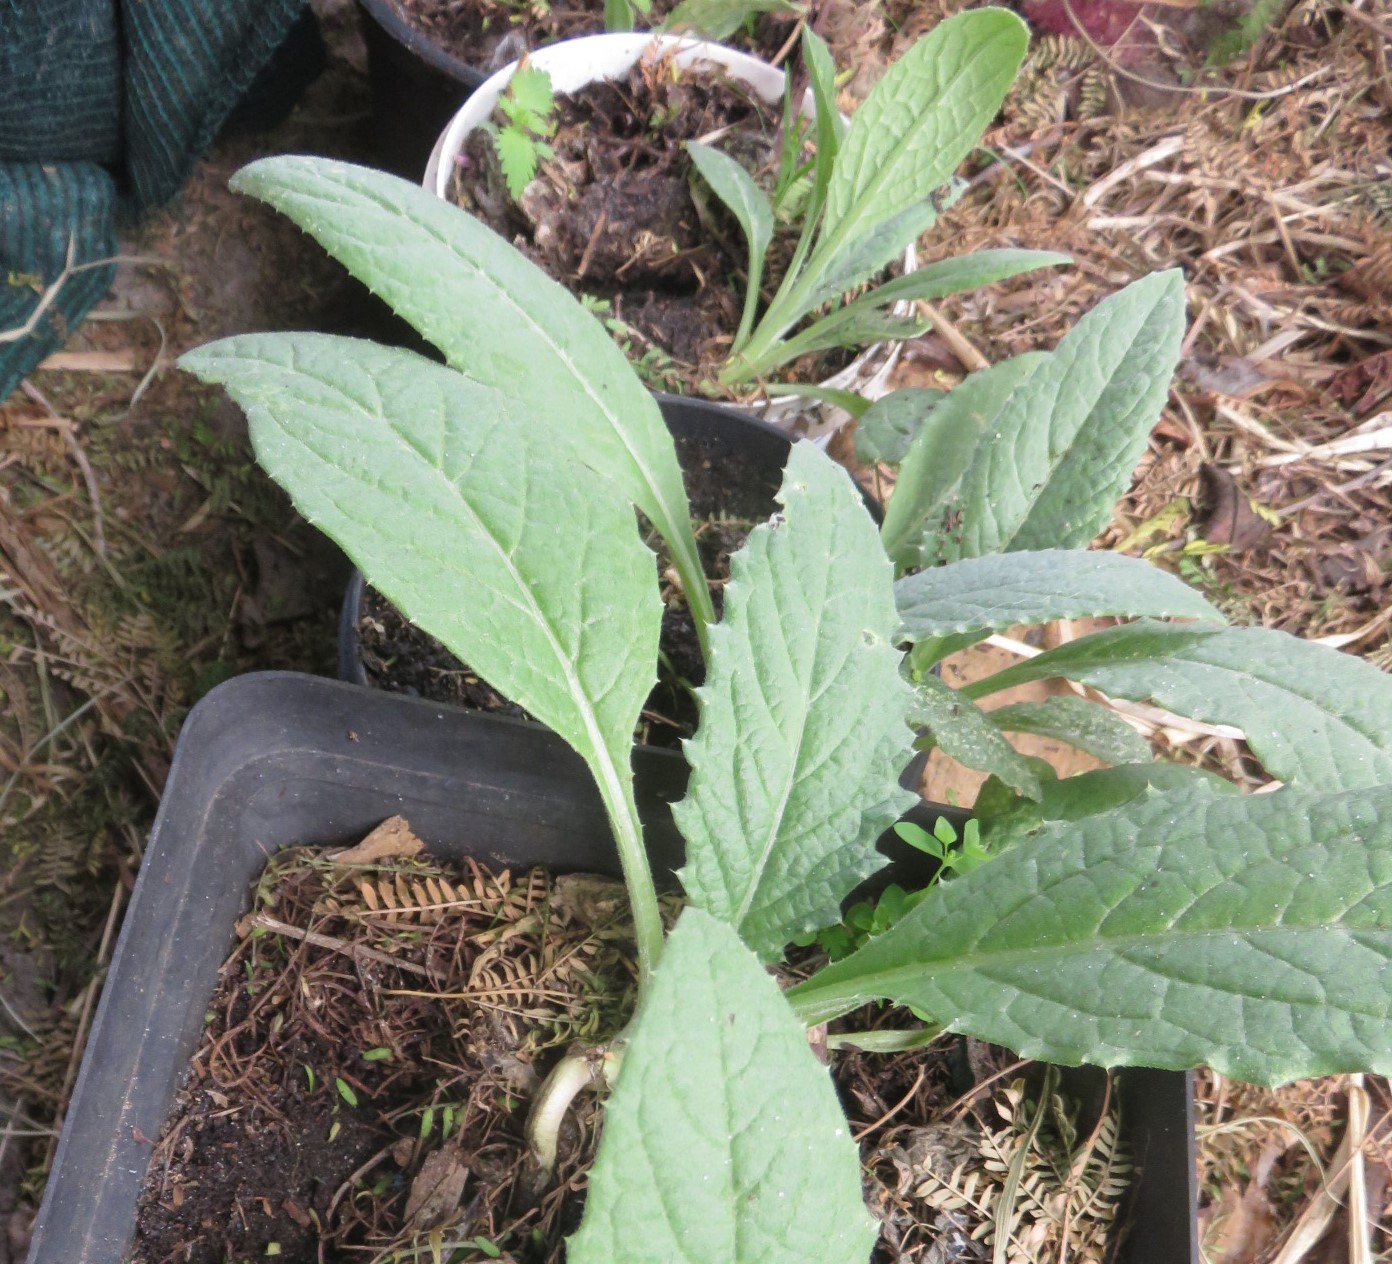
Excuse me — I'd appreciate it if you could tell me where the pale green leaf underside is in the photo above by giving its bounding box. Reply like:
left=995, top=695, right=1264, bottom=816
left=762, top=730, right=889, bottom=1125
left=914, top=674, right=1042, bottom=799
left=180, top=334, right=660, bottom=775
left=895, top=549, right=1221, bottom=638
left=968, top=621, right=1392, bottom=791
left=854, top=388, right=942, bottom=466
left=688, top=141, right=773, bottom=277
left=790, top=783, right=1392, bottom=1086
left=818, top=8, right=1028, bottom=257
left=985, top=697, right=1154, bottom=768
left=940, top=271, right=1187, bottom=563
left=226, top=155, right=697, bottom=589
left=568, top=909, right=875, bottom=1264
left=880, top=353, right=1046, bottom=570
left=675, top=444, right=916, bottom=960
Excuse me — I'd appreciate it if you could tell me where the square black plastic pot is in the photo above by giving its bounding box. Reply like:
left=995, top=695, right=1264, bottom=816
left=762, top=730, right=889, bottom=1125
left=29, top=673, right=1198, bottom=1263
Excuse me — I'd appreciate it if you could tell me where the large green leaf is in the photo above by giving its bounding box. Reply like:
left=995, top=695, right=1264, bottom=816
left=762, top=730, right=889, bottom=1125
left=813, top=9, right=1028, bottom=280
left=568, top=909, right=875, bottom=1264
left=966, top=621, right=1392, bottom=791
left=182, top=335, right=661, bottom=779
left=880, top=353, right=1046, bottom=570
left=937, top=271, right=1187, bottom=563
left=225, top=155, right=710, bottom=632
left=895, top=550, right=1221, bottom=638
left=675, top=443, right=916, bottom=960
left=789, top=783, right=1392, bottom=1086
left=914, top=674, right=1042, bottom=799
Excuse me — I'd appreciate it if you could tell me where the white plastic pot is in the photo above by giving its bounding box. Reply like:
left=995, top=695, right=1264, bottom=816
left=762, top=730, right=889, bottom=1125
left=424, top=32, right=912, bottom=445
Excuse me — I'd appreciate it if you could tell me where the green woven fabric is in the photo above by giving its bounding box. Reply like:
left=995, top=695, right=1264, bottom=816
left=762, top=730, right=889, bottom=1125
left=0, top=0, right=308, bottom=399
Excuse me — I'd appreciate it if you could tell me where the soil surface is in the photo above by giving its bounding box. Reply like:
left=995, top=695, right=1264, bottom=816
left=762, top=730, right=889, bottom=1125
left=450, top=53, right=838, bottom=395
left=384, top=0, right=802, bottom=72
left=356, top=426, right=780, bottom=745
left=130, top=829, right=1125, bottom=1264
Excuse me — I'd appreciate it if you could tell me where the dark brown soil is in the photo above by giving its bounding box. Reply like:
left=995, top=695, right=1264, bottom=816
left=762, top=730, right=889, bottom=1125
left=450, top=54, right=806, bottom=393
left=384, top=0, right=801, bottom=73
left=127, top=836, right=1126, bottom=1264
left=130, top=845, right=646, bottom=1264
left=355, top=426, right=781, bottom=746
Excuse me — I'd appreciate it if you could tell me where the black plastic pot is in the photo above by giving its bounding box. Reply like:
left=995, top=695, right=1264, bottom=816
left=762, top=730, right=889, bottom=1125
left=356, top=0, right=485, bottom=178
left=31, top=672, right=1197, bottom=1262
left=339, top=392, right=823, bottom=688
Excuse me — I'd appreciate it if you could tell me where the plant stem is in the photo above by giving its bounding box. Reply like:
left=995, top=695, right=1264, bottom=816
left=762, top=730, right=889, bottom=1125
left=667, top=531, right=715, bottom=663
left=591, top=762, right=664, bottom=991
left=527, top=1049, right=608, bottom=1173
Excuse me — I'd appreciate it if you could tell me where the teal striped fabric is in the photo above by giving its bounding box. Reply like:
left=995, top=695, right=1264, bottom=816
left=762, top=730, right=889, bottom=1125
left=0, top=0, right=307, bottom=397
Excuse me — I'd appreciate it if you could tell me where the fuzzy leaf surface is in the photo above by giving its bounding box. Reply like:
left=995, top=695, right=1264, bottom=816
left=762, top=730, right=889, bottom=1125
left=880, top=353, right=1046, bottom=569
left=914, top=675, right=1042, bottom=799
left=985, top=697, right=1154, bottom=767
left=226, top=156, right=701, bottom=601
left=675, top=443, right=916, bottom=960
left=568, top=909, right=875, bottom=1264
left=937, top=271, right=1186, bottom=563
left=815, top=9, right=1027, bottom=270
left=895, top=550, right=1221, bottom=638
left=967, top=621, right=1392, bottom=790
left=789, top=783, right=1392, bottom=1085
left=181, top=334, right=659, bottom=780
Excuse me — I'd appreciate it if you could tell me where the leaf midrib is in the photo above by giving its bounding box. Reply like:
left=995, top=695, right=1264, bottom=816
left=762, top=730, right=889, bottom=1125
left=818, top=26, right=1004, bottom=270
left=273, top=167, right=688, bottom=551
left=273, top=354, right=631, bottom=781
left=805, top=919, right=1392, bottom=1011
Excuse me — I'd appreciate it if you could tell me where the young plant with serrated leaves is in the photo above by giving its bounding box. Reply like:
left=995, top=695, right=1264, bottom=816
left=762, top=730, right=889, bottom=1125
left=182, top=150, right=1392, bottom=1264
left=486, top=63, right=556, bottom=200
left=682, top=10, right=1072, bottom=390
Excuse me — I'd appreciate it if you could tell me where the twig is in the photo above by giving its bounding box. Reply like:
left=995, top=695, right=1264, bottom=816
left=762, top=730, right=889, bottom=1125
left=915, top=300, right=989, bottom=372
left=19, top=381, right=107, bottom=557
left=248, top=911, right=431, bottom=976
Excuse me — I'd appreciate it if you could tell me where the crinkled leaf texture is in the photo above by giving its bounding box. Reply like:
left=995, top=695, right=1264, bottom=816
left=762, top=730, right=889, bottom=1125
left=929, top=271, right=1187, bottom=564
left=914, top=674, right=1042, bottom=799
left=569, top=909, right=873, bottom=1264
left=675, top=443, right=916, bottom=960
left=815, top=9, right=1028, bottom=270
left=180, top=334, right=660, bottom=779
left=880, top=353, right=1045, bottom=570
left=225, top=156, right=703, bottom=616
left=896, top=549, right=1221, bottom=637
left=790, top=782, right=1392, bottom=1086
left=968, top=621, right=1392, bottom=791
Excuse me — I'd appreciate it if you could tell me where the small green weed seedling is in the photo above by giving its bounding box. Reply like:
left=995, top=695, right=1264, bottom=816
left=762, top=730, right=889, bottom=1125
left=486, top=63, right=556, bottom=200
left=181, top=23, right=1392, bottom=1261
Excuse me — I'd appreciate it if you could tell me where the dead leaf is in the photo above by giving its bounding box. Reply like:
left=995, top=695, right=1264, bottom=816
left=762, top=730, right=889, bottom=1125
left=328, top=815, right=424, bottom=865
left=405, top=1146, right=468, bottom=1229
left=1329, top=349, right=1392, bottom=417
left=1195, top=464, right=1271, bottom=551
left=1180, top=352, right=1275, bottom=400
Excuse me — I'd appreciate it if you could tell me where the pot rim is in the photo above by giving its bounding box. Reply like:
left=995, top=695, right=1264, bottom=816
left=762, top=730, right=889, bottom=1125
left=422, top=30, right=912, bottom=445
